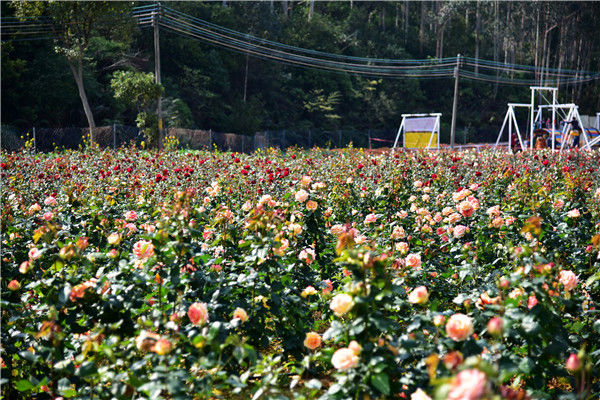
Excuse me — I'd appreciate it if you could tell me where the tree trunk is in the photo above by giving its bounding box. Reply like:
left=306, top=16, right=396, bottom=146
left=475, top=1, right=480, bottom=74
left=270, top=0, right=274, bottom=14
left=308, top=0, right=314, bottom=21
left=395, top=3, right=399, bottom=28
left=493, top=1, right=499, bottom=98
left=243, top=54, right=249, bottom=102
left=282, top=0, right=288, bottom=17
left=68, top=57, right=96, bottom=144
left=535, top=4, right=540, bottom=83
left=419, top=2, right=425, bottom=55
left=404, top=1, right=409, bottom=45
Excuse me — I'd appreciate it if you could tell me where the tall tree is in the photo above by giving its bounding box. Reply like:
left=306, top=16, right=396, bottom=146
left=12, top=1, right=132, bottom=143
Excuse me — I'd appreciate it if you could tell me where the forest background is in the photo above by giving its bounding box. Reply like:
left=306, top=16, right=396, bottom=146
left=2, top=1, right=600, bottom=143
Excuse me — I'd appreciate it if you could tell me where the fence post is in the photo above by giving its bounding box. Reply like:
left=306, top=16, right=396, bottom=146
left=282, top=130, right=286, bottom=149
left=33, top=126, right=37, bottom=152
left=308, top=129, right=311, bottom=148
left=113, top=123, right=117, bottom=149
left=266, top=131, right=270, bottom=148
left=338, top=130, right=342, bottom=148
left=209, top=129, right=213, bottom=149
left=368, top=130, right=372, bottom=150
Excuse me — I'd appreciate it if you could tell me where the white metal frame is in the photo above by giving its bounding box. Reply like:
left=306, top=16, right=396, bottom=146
left=495, top=103, right=529, bottom=151
left=392, top=113, right=441, bottom=150
left=495, top=86, right=595, bottom=152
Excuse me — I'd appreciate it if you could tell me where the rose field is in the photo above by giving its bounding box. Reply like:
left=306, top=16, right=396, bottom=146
left=1, top=147, right=600, bottom=400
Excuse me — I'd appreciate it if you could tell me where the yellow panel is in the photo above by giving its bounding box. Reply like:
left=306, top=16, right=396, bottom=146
left=405, top=132, right=437, bottom=148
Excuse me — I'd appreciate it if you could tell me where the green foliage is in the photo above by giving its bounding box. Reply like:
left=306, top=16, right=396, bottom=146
left=111, top=70, right=163, bottom=145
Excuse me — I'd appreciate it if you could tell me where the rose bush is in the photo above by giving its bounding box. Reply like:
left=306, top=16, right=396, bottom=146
left=1, top=146, right=599, bottom=399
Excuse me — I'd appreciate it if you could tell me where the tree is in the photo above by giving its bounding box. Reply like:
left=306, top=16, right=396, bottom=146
left=12, top=1, right=133, bottom=144
left=111, top=70, right=163, bottom=146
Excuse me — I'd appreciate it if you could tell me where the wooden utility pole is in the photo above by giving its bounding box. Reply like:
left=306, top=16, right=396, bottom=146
left=450, top=54, right=461, bottom=150
left=154, top=3, right=163, bottom=149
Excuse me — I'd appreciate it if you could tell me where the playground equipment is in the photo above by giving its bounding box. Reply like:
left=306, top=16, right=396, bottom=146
left=495, top=86, right=599, bottom=151
left=392, top=113, right=441, bottom=150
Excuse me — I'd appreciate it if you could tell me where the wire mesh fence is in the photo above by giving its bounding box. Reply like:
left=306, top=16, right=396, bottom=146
left=1, top=124, right=504, bottom=153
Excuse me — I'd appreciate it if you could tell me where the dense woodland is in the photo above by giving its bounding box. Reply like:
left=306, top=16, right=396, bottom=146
left=2, top=1, right=600, bottom=141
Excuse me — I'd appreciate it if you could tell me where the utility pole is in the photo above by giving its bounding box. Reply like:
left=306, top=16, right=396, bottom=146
left=153, top=2, right=163, bottom=149
left=450, top=54, right=461, bottom=150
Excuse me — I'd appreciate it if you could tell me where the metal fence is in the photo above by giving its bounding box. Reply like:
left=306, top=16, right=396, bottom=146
left=1, top=124, right=502, bottom=153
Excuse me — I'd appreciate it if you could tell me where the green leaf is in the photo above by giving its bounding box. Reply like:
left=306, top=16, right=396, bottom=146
left=15, top=380, right=34, bottom=392
left=370, top=372, right=390, bottom=395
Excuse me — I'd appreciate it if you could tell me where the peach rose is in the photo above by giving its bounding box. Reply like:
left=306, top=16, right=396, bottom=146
left=447, top=369, right=487, bottom=400
left=331, top=347, right=359, bottom=370
left=391, top=226, right=406, bottom=239
left=301, top=286, right=318, bottom=298
left=133, top=240, right=154, bottom=259
left=295, top=189, right=309, bottom=203
left=396, top=242, right=409, bottom=254
left=19, top=261, right=31, bottom=274
left=135, top=330, right=160, bottom=352
left=44, top=196, right=57, bottom=206
left=29, top=203, right=42, bottom=213
left=232, top=307, right=248, bottom=323
left=330, top=293, right=354, bottom=317
left=301, top=175, right=312, bottom=187
left=457, top=200, right=475, bottom=217
left=411, top=388, right=432, bottom=400
left=567, top=208, right=580, bottom=218
left=188, top=302, right=209, bottom=325
left=558, top=270, right=578, bottom=291
left=445, top=313, right=474, bottom=341
left=348, top=340, right=362, bottom=355
left=303, top=332, right=322, bottom=350
left=405, top=253, right=422, bottom=269
left=553, top=199, right=565, bottom=209
left=152, top=338, right=172, bottom=355
left=107, top=233, right=121, bottom=245
left=322, top=279, right=333, bottom=294
left=408, top=286, right=429, bottom=304
left=306, top=200, right=318, bottom=211
left=364, top=213, right=377, bottom=225
left=8, top=280, right=21, bottom=291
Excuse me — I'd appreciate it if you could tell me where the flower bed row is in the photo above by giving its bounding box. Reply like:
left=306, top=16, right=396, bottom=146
left=1, top=147, right=599, bottom=399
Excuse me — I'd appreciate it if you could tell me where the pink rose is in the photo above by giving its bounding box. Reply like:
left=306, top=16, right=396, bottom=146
left=447, top=369, right=487, bottom=400
left=405, top=253, right=422, bottom=269
left=44, top=196, right=57, bottom=206
left=29, top=203, right=41, bottom=213
left=8, top=280, right=21, bottom=291
left=331, top=347, right=359, bottom=370
left=124, top=210, right=138, bottom=221
left=330, top=293, right=354, bottom=317
left=322, top=279, right=333, bottom=294
left=558, top=270, right=578, bottom=291
left=553, top=199, right=565, bottom=209
left=188, top=302, right=209, bottom=325
left=567, top=208, right=580, bottom=218
left=28, top=248, right=42, bottom=260
left=408, top=286, right=429, bottom=304
left=42, top=212, right=53, bottom=221
left=566, top=353, right=581, bottom=372
left=527, top=295, right=538, bottom=309
left=445, top=313, right=474, bottom=341
left=453, top=225, right=468, bottom=238
left=486, top=317, right=503, bottom=337
left=133, top=240, right=154, bottom=259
